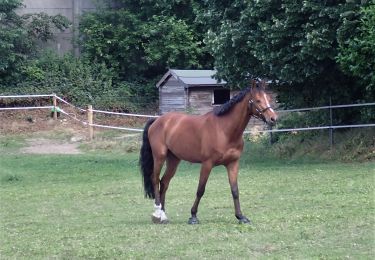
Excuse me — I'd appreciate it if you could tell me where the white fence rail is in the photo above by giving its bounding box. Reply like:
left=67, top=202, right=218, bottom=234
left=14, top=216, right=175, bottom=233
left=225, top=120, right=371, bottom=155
left=91, top=109, right=159, bottom=118
left=278, top=102, right=375, bottom=113
left=0, top=106, right=54, bottom=111
left=0, top=94, right=374, bottom=141
left=248, top=124, right=375, bottom=134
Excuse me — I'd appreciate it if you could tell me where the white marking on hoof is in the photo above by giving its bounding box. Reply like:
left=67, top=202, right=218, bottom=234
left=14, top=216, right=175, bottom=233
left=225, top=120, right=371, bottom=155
left=151, top=204, right=169, bottom=224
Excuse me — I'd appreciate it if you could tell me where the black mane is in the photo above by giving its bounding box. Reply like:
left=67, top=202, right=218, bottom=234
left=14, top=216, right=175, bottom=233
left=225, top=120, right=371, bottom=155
left=214, top=87, right=251, bottom=116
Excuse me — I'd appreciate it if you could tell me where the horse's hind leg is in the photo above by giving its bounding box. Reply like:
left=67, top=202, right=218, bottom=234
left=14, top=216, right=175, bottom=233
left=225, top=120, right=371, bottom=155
left=160, top=153, right=180, bottom=213
left=151, top=148, right=168, bottom=224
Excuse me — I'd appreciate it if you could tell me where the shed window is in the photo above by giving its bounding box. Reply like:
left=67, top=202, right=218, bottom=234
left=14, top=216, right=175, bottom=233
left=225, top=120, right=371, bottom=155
left=213, top=89, right=230, bottom=105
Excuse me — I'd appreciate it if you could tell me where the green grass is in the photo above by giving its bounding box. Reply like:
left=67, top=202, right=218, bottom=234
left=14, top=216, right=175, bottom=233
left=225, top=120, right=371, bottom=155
left=0, top=135, right=26, bottom=153
left=1, top=150, right=374, bottom=259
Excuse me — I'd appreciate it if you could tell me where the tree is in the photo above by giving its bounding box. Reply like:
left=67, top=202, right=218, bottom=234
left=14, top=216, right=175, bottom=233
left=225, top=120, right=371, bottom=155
left=79, top=9, right=145, bottom=80
left=202, top=0, right=370, bottom=114
left=0, top=0, right=70, bottom=85
left=337, top=1, right=375, bottom=99
left=142, top=15, right=201, bottom=76
left=79, top=0, right=212, bottom=81
left=0, top=0, right=29, bottom=75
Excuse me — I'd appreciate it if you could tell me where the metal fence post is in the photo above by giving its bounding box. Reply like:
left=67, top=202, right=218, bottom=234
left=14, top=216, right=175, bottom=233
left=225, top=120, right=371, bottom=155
left=269, top=126, right=273, bottom=145
left=329, top=97, right=333, bottom=149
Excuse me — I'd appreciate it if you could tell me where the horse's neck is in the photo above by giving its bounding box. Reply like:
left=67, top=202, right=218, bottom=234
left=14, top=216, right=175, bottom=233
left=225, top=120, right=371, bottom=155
left=219, top=92, right=252, bottom=139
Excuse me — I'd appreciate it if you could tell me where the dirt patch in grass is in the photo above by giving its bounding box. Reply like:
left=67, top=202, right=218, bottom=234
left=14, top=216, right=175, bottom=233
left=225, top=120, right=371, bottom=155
left=0, top=108, right=147, bottom=134
left=20, top=138, right=82, bottom=154
left=1, top=109, right=146, bottom=155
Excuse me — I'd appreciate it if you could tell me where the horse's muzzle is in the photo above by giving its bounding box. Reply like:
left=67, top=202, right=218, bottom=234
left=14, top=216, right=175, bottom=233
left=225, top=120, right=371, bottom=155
left=266, top=116, right=277, bottom=127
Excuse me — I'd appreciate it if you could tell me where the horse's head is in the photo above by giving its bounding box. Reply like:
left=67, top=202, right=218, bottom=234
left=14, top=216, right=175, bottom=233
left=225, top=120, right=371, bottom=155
left=248, top=81, right=278, bottom=126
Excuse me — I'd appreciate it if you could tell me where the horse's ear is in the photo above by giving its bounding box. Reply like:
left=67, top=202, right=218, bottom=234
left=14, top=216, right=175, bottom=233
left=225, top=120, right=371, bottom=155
left=251, top=79, right=256, bottom=89
left=261, top=80, right=266, bottom=90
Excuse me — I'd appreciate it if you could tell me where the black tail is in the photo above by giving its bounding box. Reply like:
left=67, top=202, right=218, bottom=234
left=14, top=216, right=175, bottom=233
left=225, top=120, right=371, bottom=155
left=139, top=118, right=156, bottom=199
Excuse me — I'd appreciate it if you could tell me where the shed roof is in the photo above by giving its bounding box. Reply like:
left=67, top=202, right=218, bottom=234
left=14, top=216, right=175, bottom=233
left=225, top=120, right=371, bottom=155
left=156, top=69, right=227, bottom=88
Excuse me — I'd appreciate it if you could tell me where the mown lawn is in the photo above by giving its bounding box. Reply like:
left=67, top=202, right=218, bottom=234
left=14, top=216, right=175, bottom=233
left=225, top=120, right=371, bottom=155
left=0, top=151, right=374, bottom=259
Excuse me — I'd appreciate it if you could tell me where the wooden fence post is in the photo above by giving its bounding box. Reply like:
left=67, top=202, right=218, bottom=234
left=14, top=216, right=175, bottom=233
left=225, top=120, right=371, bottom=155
left=88, top=105, right=94, bottom=141
left=52, top=94, right=57, bottom=120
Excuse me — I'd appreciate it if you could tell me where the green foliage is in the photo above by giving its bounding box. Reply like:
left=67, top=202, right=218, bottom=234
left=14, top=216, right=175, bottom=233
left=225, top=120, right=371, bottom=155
left=0, top=0, right=28, bottom=74
left=202, top=0, right=372, bottom=123
left=335, top=128, right=375, bottom=161
left=1, top=0, right=206, bottom=111
left=142, top=15, right=200, bottom=70
left=77, top=1, right=209, bottom=110
left=204, top=0, right=349, bottom=85
left=337, top=2, right=375, bottom=98
left=22, top=12, right=70, bottom=42
left=266, top=128, right=375, bottom=162
left=0, top=0, right=70, bottom=85
left=79, top=9, right=145, bottom=80
left=79, top=0, right=211, bottom=81
left=2, top=0, right=373, bottom=118
left=0, top=51, right=156, bottom=111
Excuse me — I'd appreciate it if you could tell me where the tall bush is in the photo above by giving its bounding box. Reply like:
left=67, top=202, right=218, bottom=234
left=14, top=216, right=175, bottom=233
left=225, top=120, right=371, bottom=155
left=337, top=2, right=375, bottom=99
left=79, top=10, right=203, bottom=81
left=0, top=0, right=69, bottom=85
left=78, top=1, right=210, bottom=110
left=0, top=51, right=154, bottom=111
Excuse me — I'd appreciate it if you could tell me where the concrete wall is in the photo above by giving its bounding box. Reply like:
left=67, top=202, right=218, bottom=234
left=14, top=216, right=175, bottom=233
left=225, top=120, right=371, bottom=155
left=18, top=0, right=96, bottom=55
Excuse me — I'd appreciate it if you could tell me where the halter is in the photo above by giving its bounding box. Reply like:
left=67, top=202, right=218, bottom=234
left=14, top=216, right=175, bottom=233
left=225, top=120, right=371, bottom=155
left=248, top=99, right=272, bottom=122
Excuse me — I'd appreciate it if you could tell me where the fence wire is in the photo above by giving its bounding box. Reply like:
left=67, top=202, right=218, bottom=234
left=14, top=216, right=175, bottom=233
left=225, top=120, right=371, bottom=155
left=0, top=94, right=374, bottom=134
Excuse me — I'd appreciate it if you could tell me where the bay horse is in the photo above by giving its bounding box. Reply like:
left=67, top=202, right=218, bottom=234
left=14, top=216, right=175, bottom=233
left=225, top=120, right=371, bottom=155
left=139, top=81, right=277, bottom=224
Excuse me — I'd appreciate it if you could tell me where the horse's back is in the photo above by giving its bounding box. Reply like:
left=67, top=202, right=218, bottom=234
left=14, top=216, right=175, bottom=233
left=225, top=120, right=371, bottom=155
left=148, top=111, right=215, bottom=163
left=154, top=111, right=211, bottom=130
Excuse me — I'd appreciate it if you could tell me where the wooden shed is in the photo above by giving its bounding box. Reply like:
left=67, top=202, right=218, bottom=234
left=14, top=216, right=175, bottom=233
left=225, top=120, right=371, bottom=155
left=156, top=69, right=278, bottom=134
left=156, top=69, right=236, bottom=115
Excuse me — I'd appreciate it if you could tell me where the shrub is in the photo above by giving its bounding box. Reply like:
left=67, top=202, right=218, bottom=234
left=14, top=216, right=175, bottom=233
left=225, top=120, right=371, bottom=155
left=0, top=51, right=157, bottom=112
left=0, top=0, right=70, bottom=85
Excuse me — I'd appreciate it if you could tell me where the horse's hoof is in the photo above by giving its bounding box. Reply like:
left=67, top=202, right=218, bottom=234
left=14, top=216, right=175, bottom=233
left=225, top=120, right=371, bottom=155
left=188, top=217, right=200, bottom=225
left=160, top=219, right=169, bottom=224
left=152, top=215, right=169, bottom=224
left=152, top=215, right=161, bottom=224
left=238, top=216, right=251, bottom=224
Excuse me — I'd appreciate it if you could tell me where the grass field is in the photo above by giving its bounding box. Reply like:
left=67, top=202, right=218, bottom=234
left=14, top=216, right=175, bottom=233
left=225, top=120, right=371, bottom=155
left=1, top=141, right=374, bottom=259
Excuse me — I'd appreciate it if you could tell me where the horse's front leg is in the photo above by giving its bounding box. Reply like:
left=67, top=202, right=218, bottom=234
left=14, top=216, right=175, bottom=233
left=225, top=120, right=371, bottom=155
left=226, top=160, right=251, bottom=224
left=188, top=162, right=212, bottom=224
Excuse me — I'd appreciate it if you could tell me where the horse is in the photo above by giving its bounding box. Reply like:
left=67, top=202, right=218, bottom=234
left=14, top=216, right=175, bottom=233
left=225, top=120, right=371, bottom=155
left=139, top=80, right=277, bottom=224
